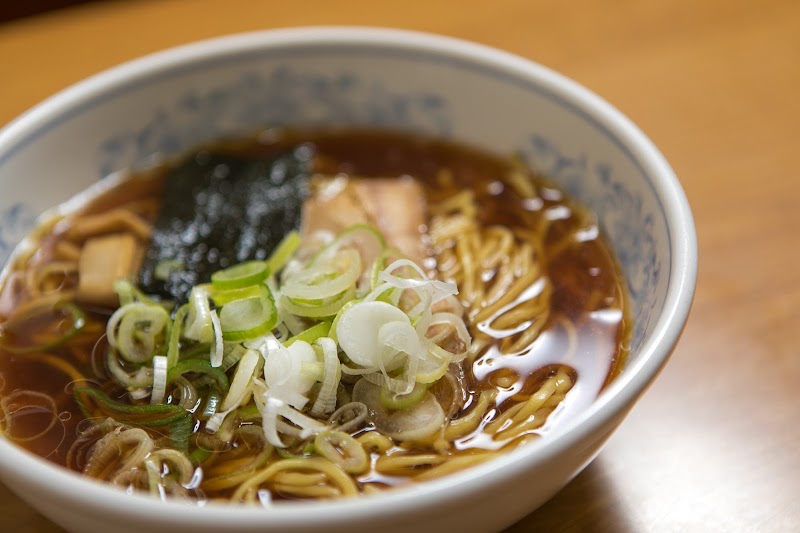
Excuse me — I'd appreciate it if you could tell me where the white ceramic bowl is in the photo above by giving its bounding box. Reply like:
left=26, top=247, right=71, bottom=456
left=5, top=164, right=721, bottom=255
left=0, top=27, right=696, bottom=533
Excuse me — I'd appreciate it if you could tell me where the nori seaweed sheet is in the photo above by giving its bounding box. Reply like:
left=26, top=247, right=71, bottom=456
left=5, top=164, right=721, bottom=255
left=138, top=147, right=312, bottom=302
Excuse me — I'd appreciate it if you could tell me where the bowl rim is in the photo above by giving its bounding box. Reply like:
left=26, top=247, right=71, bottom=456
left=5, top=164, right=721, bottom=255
left=0, top=26, right=697, bottom=527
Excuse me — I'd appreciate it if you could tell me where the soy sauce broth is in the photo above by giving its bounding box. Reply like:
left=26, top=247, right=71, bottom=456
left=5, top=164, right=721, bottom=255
left=0, top=128, right=630, bottom=491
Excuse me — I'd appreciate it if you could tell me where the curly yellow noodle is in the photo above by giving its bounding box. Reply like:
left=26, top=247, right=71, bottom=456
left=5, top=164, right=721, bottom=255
left=272, top=483, right=341, bottom=499
left=493, top=371, right=517, bottom=389
left=207, top=455, right=260, bottom=476
left=481, top=368, right=574, bottom=442
left=362, top=484, right=384, bottom=495
left=555, top=316, right=579, bottom=361
left=431, top=186, right=553, bottom=365
left=146, top=448, right=195, bottom=486
left=478, top=227, right=514, bottom=269
left=472, top=266, right=541, bottom=323
left=373, top=453, right=444, bottom=475
left=455, top=235, right=478, bottom=302
left=443, top=389, right=498, bottom=441
left=231, top=457, right=357, bottom=503
left=485, top=373, right=560, bottom=435
left=428, top=190, right=476, bottom=217
left=203, top=451, right=272, bottom=492
left=53, top=241, right=82, bottom=261
left=25, top=260, right=78, bottom=296
left=504, top=166, right=537, bottom=199
left=414, top=451, right=501, bottom=481
left=355, top=432, right=393, bottom=454
left=497, top=402, right=562, bottom=441
left=272, top=472, right=327, bottom=486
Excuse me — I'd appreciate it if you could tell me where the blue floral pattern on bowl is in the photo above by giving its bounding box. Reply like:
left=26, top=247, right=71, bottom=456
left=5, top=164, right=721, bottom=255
left=0, top=203, right=37, bottom=265
left=98, top=68, right=452, bottom=177
left=523, top=135, right=661, bottom=347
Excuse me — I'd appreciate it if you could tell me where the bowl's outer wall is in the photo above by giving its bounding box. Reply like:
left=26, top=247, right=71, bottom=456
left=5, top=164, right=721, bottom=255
left=0, top=28, right=694, bottom=533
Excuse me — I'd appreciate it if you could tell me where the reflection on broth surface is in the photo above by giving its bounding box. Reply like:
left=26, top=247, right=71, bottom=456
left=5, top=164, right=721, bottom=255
left=0, top=129, right=629, bottom=503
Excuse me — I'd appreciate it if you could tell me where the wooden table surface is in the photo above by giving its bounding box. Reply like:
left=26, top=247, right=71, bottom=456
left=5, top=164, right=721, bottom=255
left=1, top=0, right=799, bottom=531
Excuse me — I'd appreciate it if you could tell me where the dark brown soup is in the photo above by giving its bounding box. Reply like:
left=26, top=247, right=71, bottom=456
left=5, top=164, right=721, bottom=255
left=0, top=129, right=629, bottom=503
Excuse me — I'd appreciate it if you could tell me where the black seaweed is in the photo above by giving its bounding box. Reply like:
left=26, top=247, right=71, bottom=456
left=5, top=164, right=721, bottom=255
left=137, top=147, right=312, bottom=302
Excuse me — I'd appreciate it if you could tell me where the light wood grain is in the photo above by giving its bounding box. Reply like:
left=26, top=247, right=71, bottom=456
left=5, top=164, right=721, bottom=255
left=1, top=0, right=799, bottom=531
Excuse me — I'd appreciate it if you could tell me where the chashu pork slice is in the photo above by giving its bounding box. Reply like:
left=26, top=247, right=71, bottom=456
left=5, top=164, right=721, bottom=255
left=301, top=175, right=430, bottom=267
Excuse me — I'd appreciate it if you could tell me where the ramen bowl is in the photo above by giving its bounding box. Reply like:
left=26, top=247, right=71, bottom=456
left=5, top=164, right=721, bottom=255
left=0, top=27, right=696, bottom=533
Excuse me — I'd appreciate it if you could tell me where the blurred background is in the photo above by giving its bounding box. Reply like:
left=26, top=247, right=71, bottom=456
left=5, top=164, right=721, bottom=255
left=0, top=0, right=103, bottom=23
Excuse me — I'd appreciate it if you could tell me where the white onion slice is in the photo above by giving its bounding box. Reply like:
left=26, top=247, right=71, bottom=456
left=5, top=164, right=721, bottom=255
left=310, top=337, right=341, bottom=417
left=219, top=348, right=260, bottom=413
left=262, top=340, right=316, bottom=409
left=150, top=355, right=168, bottom=405
left=209, top=309, right=224, bottom=368
left=352, top=378, right=445, bottom=442
left=378, top=259, right=458, bottom=303
left=184, top=287, right=213, bottom=342
left=336, top=301, right=409, bottom=367
left=258, top=394, right=329, bottom=448
left=281, top=249, right=361, bottom=300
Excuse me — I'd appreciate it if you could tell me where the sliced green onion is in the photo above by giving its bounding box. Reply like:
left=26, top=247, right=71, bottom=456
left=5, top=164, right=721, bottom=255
left=113, top=280, right=168, bottom=309
left=238, top=403, right=261, bottom=421
left=282, top=249, right=361, bottom=301
left=335, top=300, right=410, bottom=367
left=313, top=430, right=369, bottom=474
left=312, top=224, right=385, bottom=270
left=167, top=358, right=230, bottom=392
left=352, top=379, right=445, bottom=442
left=415, top=344, right=451, bottom=383
left=106, top=348, right=152, bottom=390
left=209, top=308, right=223, bottom=367
left=184, top=286, right=214, bottom=343
left=211, top=261, right=270, bottom=291
left=199, top=390, right=222, bottom=420
left=259, top=395, right=328, bottom=448
left=178, top=342, right=213, bottom=360
left=220, top=343, right=247, bottom=372
left=309, top=337, right=341, bottom=417
left=327, top=299, right=358, bottom=344
left=151, top=355, right=168, bottom=405
left=219, top=285, right=277, bottom=342
left=74, top=386, right=191, bottom=451
left=209, top=285, right=262, bottom=306
left=300, top=361, right=325, bottom=381
left=218, top=348, right=261, bottom=413
left=154, top=259, right=184, bottom=282
left=107, top=302, right=170, bottom=364
left=167, top=304, right=189, bottom=369
left=266, top=230, right=301, bottom=274
left=262, top=339, right=318, bottom=409
left=0, top=301, right=85, bottom=354
left=284, top=321, right=331, bottom=347
left=380, top=381, right=429, bottom=410
left=281, top=285, right=356, bottom=318
left=189, top=447, right=213, bottom=466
